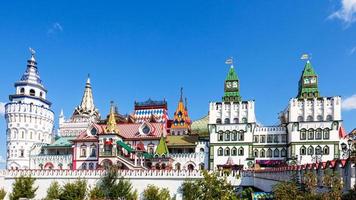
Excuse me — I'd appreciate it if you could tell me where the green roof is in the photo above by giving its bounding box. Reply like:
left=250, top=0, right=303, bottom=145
left=155, top=136, right=169, bottom=156
left=167, top=135, right=198, bottom=146
left=117, top=140, right=134, bottom=153
left=226, top=66, right=238, bottom=81
left=301, top=61, right=317, bottom=77
left=297, top=61, right=319, bottom=99
left=47, top=137, right=73, bottom=148
left=191, top=115, right=209, bottom=136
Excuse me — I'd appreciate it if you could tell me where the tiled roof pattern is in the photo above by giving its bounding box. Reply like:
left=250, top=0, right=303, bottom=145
left=97, top=122, right=165, bottom=139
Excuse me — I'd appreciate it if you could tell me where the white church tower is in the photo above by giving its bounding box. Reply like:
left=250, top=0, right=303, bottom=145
left=5, top=49, right=54, bottom=169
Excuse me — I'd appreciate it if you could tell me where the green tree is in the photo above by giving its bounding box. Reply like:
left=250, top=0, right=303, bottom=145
left=89, top=185, right=105, bottom=200
left=9, top=175, right=38, bottom=200
left=303, top=171, right=317, bottom=194
left=98, top=165, right=137, bottom=200
left=181, top=181, right=201, bottom=200
left=60, top=179, right=87, bottom=200
left=322, top=169, right=343, bottom=200
left=180, top=170, right=237, bottom=200
left=0, top=188, right=6, bottom=200
left=143, top=185, right=171, bottom=200
left=45, top=181, right=61, bottom=200
left=273, top=181, right=303, bottom=200
left=239, top=187, right=253, bottom=200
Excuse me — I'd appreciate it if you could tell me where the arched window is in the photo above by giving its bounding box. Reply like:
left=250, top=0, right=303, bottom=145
left=175, top=163, right=181, bottom=170
left=253, top=149, right=259, bottom=158
left=238, top=131, right=244, bottom=141
left=82, top=163, right=87, bottom=170
left=231, top=147, right=237, bottom=156
left=232, top=131, right=237, bottom=141
left=29, top=89, right=36, bottom=96
left=218, top=131, right=223, bottom=141
left=39, top=92, right=43, bottom=98
left=326, top=115, right=333, bottom=121
left=315, top=128, right=322, bottom=140
left=199, top=148, right=204, bottom=153
left=233, top=118, right=239, bottom=123
left=300, top=129, right=306, bottom=140
left=216, top=118, right=222, bottom=124
left=218, top=147, right=223, bottom=156
left=224, top=147, right=230, bottom=156
left=317, top=115, right=323, bottom=121
left=315, top=146, right=322, bottom=155
left=308, top=129, right=314, bottom=140
left=238, top=147, right=244, bottom=156
left=323, top=146, right=329, bottom=155
left=260, top=149, right=265, bottom=157
left=332, top=122, right=339, bottom=130
left=199, top=163, right=205, bottom=170
left=307, top=115, right=313, bottom=122
left=267, top=149, right=272, bottom=158
left=292, top=123, right=298, bottom=131
left=81, top=148, right=87, bottom=157
left=274, top=149, right=280, bottom=157
left=89, top=163, right=94, bottom=170
left=281, top=148, right=287, bottom=157
left=307, top=146, right=314, bottom=155
left=242, top=117, right=247, bottom=123
left=297, top=116, right=303, bottom=122
left=224, top=118, right=230, bottom=124
left=225, top=131, right=230, bottom=141
left=90, top=146, right=96, bottom=157
left=323, top=128, right=330, bottom=139
left=300, top=146, right=306, bottom=155
left=20, top=88, right=25, bottom=94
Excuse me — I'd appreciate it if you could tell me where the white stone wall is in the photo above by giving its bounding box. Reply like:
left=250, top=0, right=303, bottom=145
left=30, top=154, right=72, bottom=170
left=171, top=152, right=207, bottom=170
left=209, top=101, right=256, bottom=125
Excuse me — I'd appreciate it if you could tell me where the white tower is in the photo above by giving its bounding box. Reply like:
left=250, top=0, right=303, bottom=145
left=5, top=49, right=54, bottom=170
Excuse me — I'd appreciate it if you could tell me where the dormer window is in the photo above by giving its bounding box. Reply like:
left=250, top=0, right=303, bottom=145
left=20, top=88, right=25, bottom=94
left=91, top=128, right=97, bottom=135
left=29, top=89, right=35, bottom=96
left=142, top=125, right=150, bottom=134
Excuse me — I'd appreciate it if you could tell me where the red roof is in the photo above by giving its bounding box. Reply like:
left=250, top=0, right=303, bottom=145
left=73, top=131, right=98, bottom=142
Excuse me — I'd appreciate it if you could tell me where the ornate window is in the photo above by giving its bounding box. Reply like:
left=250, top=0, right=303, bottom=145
left=232, top=131, right=237, bottom=141
left=81, top=148, right=87, bottom=157
left=253, top=149, right=259, bottom=158
left=326, top=115, right=333, bottom=121
left=89, top=163, right=94, bottom=170
left=238, top=131, right=244, bottom=141
left=260, top=135, right=266, bottom=143
left=274, top=149, right=280, bottom=157
left=281, top=148, right=287, bottom=157
left=274, top=135, right=279, bottom=143
left=267, top=135, right=273, bottom=143
left=332, top=121, right=339, bottom=130
left=224, top=118, right=230, bottom=124
left=224, top=147, right=230, bottom=156
left=315, top=128, right=322, bottom=140
left=323, top=146, right=329, bottom=155
left=297, top=116, right=303, bottom=122
left=281, top=135, right=287, bottom=143
left=315, top=146, right=322, bottom=155
left=231, top=147, right=237, bottom=156
left=200, top=148, right=204, bottom=153
left=82, top=163, right=87, bottom=170
left=300, top=129, right=306, bottom=140
left=242, top=117, right=247, bottom=123
left=317, top=115, right=323, bottom=121
left=323, top=128, right=330, bottom=139
left=90, top=145, right=96, bottom=157
left=216, top=118, right=222, bottom=124
left=260, top=149, right=265, bottom=157
left=225, top=131, right=230, bottom=141
left=307, top=146, right=314, bottom=155
left=20, top=88, right=25, bottom=94
left=218, top=131, right=223, bottom=141
left=218, top=147, right=223, bottom=156
left=253, top=135, right=259, bottom=143
left=308, top=129, right=314, bottom=140
left=300, top=146, right=306, bottom=155
left=267, top=148, right=272, bottom=158
left=238, top=147, right=244, bottom=156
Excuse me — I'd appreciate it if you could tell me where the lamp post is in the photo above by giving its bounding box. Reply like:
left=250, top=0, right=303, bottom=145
left=312, top=147, right=323, bottom=164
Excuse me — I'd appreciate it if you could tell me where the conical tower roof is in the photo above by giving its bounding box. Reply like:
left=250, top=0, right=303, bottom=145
left=155, top=133, right=169, bottom=156
left=73, top=76, right=100, bottom=118
left=105, top=102, right=119, bottom=133
left=297, top=60, right=320, bottom=99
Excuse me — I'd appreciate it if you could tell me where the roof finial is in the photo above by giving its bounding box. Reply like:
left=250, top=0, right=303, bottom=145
left=29, top=47, right=36, bottom=61
left=86, top=74, right=91, bottom=85
left=300, top=53, right=312, bottom=63
left=225, top=57, right=234, bottom=68
left=180, top=87, right=183, bottom=102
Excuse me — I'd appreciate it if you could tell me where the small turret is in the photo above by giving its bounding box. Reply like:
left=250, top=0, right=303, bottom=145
left=105, top=101, right=119, bottom=134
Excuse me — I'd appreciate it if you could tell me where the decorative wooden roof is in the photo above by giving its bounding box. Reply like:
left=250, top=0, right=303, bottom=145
left=171, top=88, right=191, bottom=130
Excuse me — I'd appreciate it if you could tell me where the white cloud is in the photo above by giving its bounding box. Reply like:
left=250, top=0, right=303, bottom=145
left=47, top=22, right=63, bottom=34
left=350, top=46, right=356, bottom=55
left=342, top=94, right=356, bottom=110
left=0, top=102, right=5, bottom=116
left=329, top=0, right=356, bottom=27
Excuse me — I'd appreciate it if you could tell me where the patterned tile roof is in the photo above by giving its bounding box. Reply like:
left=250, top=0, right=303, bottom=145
left=191, top=115, right=209, bottom=136
left=97, top=122, right=165, bottom=139
left=73, top=131, right=97, bottom=141
left=47, top=137, right=73, bottom=147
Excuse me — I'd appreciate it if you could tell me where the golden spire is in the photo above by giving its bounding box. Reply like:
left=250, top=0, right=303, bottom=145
left=106, top=101, right=119, bottom=133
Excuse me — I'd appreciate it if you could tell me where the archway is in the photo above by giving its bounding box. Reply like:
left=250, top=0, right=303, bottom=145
left=44, top=162, right=54, bottom=170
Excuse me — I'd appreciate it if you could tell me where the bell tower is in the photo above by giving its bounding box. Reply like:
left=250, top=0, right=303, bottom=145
left=297, top=55, right=319, bottom=99
left=222, top=58, right=241, bottom=102
left=5, top=49, right=54, bottom=169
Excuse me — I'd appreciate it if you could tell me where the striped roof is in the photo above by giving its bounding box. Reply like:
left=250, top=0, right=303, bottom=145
left=97, top=122, right=165, bottom=139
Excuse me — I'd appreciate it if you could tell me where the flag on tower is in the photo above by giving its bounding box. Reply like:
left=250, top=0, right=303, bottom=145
left=300, top=54, right=309, bottom=60
left=225, top=57, right=233, bottom=65
left=339, top=126, right=347, bottom=139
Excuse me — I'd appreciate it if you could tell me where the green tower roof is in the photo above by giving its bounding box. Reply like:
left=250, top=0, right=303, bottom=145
left=223, top=65, right=241, bottom=102
left=226, top=66, right=238, bottom=80
left=155, top=135, right=169, bottom=156
left=297, top=60, right=320, bottom=99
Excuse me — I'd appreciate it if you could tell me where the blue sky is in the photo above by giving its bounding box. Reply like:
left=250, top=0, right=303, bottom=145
left=0, top=0, right=356, bottom=167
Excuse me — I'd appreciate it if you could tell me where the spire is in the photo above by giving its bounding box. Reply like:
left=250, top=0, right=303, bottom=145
left=297, top=55, right=319, bottom=99
left=180, top=87, right=183, bottom=102
left=223, top=57, right=241, bottom=102
left=171, top=88, right=191, bottom=132
left=105, top=101, right=119, bottom=133
left=18, top=48, right=43, bottom=86
left=155, top=133, right=169, bottom=156
left=73, top=75, right=99, bottom=118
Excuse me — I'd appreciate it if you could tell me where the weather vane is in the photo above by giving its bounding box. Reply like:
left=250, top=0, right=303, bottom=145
left=300, top=53, right=312, bottom=61
left=225, top=57, right=234, bottom=65
left=29, top=47, right=36, bottom=56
